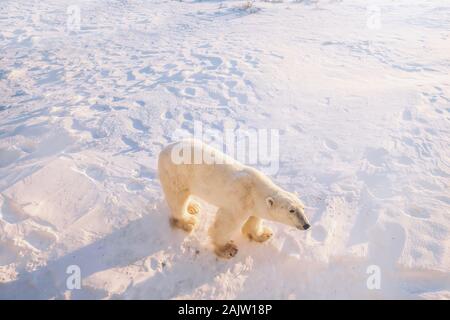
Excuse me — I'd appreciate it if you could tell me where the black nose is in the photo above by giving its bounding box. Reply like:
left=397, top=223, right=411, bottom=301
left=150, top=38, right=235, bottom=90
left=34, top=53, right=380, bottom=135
left=303, top=224, right=310, bottom=230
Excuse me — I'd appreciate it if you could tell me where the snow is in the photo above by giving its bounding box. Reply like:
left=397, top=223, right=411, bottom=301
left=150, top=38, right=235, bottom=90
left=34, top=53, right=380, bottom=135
left=0, top=0, right=449, bottom=299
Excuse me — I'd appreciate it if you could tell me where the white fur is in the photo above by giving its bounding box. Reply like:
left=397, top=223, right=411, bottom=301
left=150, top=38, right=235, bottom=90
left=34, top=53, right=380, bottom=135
left=158, top=139, right=310, bottom=258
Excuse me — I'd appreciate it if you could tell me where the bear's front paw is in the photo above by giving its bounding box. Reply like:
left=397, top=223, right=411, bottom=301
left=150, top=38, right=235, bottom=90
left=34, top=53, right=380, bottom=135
left=215, top=241, right=238, bottom=259
left=170, top=215, right=198, bottom=233
left=248, top=227, right=273, bottom=243
left=187, top=202, right=200, bottom=215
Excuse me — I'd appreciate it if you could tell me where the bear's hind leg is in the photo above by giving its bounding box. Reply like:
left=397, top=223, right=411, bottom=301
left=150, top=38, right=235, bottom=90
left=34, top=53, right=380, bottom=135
left=209, top=208, right=247, bottom=259
left=242, top=216, right=273, bottom=243
left=159, top=163, right=197, bottom=232
left=162, top=185, right=198, bottom=232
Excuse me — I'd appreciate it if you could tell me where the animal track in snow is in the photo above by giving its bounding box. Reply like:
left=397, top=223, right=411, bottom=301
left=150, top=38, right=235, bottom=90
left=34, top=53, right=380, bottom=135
left=124, top=180, right=145, bottom=193
left=403, top=206, right=431, bottom=219
left=90, top=104, right=112, bottom=112
left=192, top=54, right=223, bottom=70
left=130, top=117, right=149, bottom=133
left=323, top=139, right=338, bottom=151
left=184, top=87, right=196, bottom=96
left=160, top=110, right=173, bottom=120
left=71, top=119, right=108, bottom=140
left=134, top=165, right=156, bottom=180
left=84, top=165, right=106, bottom=182
left=402, top=109, right=413, bottom=121
left=0, top=196, right=29, bottom=224
left=120, top=135, right=140, bottom=152
left=24, top=228, right=57, bottom=251
left=364, top=147, right=389, bottom=167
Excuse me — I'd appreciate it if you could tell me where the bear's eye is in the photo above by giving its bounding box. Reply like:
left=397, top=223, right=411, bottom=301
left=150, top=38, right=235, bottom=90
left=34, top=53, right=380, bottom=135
left=289, top=209, right=295, bottom=213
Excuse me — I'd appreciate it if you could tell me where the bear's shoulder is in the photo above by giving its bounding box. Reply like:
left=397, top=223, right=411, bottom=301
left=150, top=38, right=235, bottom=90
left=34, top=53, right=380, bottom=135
left=231, top=167, right=255, bottom=182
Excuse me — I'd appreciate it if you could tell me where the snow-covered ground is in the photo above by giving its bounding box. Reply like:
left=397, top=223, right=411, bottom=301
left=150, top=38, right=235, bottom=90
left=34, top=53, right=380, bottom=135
left=1, top=0, right=449, bottom=299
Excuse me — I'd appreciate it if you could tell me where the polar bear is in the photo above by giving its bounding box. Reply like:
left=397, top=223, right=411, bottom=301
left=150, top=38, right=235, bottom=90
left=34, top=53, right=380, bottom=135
left=158, top=139, right=310, bottom=259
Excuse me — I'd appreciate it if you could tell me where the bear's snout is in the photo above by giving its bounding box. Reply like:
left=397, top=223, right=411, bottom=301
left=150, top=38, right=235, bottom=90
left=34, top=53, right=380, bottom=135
left=296, top=223, right=310, bottom=230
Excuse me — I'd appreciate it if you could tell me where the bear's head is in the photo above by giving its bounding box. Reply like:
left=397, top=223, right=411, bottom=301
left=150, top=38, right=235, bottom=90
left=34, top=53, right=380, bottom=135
left=264, top=191, right=310, bottom=230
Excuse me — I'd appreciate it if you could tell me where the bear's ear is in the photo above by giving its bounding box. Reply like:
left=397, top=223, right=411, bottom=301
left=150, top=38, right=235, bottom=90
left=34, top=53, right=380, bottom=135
left=265, top=197, right=274, bottom=208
